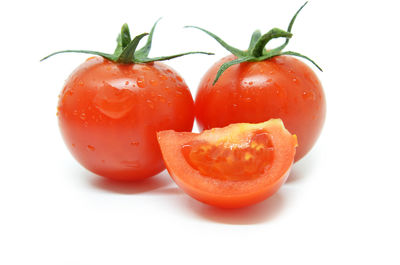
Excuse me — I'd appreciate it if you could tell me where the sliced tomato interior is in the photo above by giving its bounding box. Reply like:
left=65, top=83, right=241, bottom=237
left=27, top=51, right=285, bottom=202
left=157, top=119, right=297, bottom=208
left=181, top=130, right=274, bottom=181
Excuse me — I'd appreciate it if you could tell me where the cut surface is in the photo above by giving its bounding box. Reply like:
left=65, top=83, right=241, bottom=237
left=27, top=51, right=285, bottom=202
left=157, top=119, right=297, bottom=208
left=181, top=129, right=274, bottom=181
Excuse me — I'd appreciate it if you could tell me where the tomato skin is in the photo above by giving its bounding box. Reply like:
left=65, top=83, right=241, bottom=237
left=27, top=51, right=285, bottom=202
left=58, top=56, right=194, bottom=181
left=158, top=119, right=297, bottom=208
left=195, top=55, right=326, bottom=161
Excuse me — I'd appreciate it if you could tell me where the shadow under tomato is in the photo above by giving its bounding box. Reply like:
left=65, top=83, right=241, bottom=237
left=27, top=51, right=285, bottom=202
left=182, top=192, right=286, bottom=225
left=89, top=170, right=172, bottom=194
left=286, top=153, right=316, bottom=184
left=151, top=186, right=183, bottom=195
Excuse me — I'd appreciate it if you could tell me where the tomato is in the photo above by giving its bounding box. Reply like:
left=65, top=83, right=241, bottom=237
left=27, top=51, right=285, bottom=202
left=189, top=2, right=325, bottom=161
left=195, top=54, right=325, bottom=161
left=43, top=21, right=212, bottom=180
left=58, top=57, right=194, bottom=181
left=157, top=119, right=297, bottom=208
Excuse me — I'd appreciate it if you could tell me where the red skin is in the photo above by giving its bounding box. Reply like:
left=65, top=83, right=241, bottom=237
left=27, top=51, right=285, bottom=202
left=57, top=56, right=194, bottom=181
left=195, top=55, right=326, bottom=161
left=157, top=119, right=297, bottom=208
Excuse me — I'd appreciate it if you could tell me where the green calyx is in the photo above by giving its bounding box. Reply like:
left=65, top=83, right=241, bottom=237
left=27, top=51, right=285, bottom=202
left=186, top=2, right=322, bottom=85
left=41, top=18, right=213, bottom=64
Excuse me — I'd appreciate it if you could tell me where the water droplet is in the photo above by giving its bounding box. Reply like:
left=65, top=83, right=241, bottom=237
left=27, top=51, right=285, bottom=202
left=140, top=65, right=149, bottom=71
left=160, top=75, right=168, bottom=81
left=137, top=77, right=145, bottom=88
left=73, top=110, right=78, bottom=116
left=78, top=80, right=84, bottom=86
left=176, top=75, right=183, bottom=82
left=292, top=78, right=297, bottom=83
left=157, top=94, right=166, bottom=102
left=130, top=141, right=140, bottom=146
left=121, top=160, right=140, bottom=168
left=248, top=81, right=254, bottom=85
left=80, top=113, right=86, bottom=120
left=87, top=145, right=95, bottom=151
left=94, top=82, right=135, bottom=119
left=146, top=99, right=154, bottom=109
left=125, top=81, right=130, bottom=85
left=176, top=90, right=183, bottom=95
left=302, top=90, right=317, bottom=101
left=244, top=97, right=252, bottom=103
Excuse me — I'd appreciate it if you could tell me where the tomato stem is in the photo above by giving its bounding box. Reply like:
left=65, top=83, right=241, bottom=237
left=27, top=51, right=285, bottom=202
left=186, top=1, right=322, bottom=85
left=250, top=28, right=293, bottom=57
left=41, top=19, right=213, bottom=64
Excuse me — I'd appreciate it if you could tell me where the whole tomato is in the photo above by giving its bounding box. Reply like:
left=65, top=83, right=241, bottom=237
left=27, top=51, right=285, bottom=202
left=43, top=21, right=212, bottom=180
left=189, top=2, right=325, bottom=161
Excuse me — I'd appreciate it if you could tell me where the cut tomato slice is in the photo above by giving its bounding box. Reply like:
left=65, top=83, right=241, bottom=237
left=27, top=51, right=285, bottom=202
left=157, top=119, right=297, bottom=208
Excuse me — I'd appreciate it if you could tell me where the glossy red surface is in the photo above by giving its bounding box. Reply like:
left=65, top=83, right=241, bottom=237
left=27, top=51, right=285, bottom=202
left=195, top=55, right=326, bottom=161
left=58, top=57, right=194, bottom=180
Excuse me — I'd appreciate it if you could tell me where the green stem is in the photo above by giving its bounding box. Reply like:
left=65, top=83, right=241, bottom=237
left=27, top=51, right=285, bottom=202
left=117, top=33, right=148, bottom=63
left=213, top=56, right=253, bottom=85
left=41, top=21, right=213, bottom=64
left=251, top=28, right=292, bottom=57
left=187, top=1, right=321, bottom=86
left=114, top=23, right=132, bottom=55
left=40, top=50, right=116, bottom=62
left=137, top=51, right=214, bottom=63
left=135, top=18, right=161, bottom=58
left=248, top=30, right=262, bottom=51
left=185, top=26, right=246, bottom=57
left=270, top=1, right=308, bottom=54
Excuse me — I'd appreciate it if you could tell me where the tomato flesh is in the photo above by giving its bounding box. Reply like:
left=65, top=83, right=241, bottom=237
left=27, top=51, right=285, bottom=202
left=182, top=130, right=274, bottom=181
left=157, top=119, right=297, bottom=208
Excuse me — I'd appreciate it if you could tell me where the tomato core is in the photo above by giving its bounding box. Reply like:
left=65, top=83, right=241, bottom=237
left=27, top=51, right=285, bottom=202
left=181, top=130, right=274, bottom=181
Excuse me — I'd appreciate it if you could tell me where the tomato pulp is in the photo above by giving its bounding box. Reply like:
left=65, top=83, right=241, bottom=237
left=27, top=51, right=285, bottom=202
left=195, top=55, right=326, bottom=162
left=58, top=57, right=194, bottom=181
left=158, top=119, right=297, bottom=208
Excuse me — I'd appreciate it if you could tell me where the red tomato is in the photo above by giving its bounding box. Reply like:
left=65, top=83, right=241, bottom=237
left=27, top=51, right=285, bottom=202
left=58, top=56, right=194, bottom=181
left=195, top=54, right=325, bottom=161
left=157, top=119, right=297, bottom=208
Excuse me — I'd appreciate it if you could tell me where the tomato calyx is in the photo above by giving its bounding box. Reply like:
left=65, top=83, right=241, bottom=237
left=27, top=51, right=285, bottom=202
left=41, top=19, right=213, bottom=64
left=186, top=1, right=322, bottom=85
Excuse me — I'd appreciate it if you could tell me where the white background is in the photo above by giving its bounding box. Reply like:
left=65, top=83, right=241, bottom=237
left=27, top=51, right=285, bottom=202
left=1, top=0, right=399, bottom=264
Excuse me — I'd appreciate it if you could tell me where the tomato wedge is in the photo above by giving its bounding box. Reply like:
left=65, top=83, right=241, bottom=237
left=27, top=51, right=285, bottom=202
left=157, top=119, right=297, bottom=208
